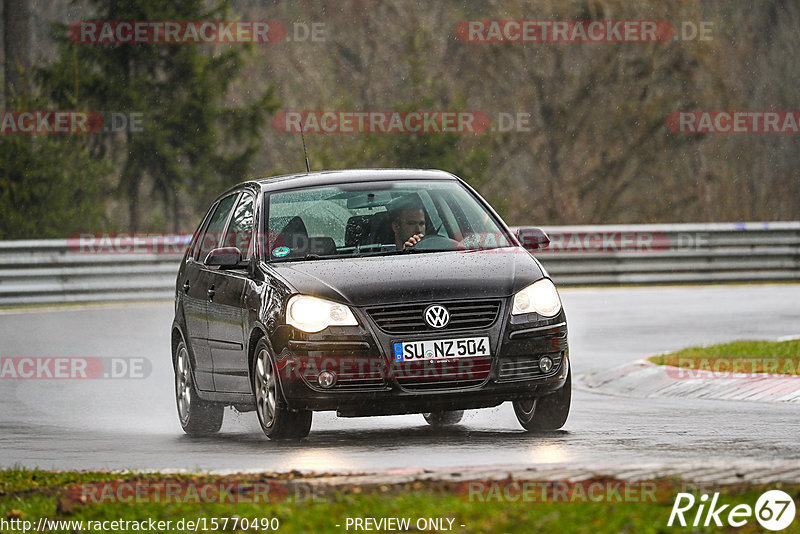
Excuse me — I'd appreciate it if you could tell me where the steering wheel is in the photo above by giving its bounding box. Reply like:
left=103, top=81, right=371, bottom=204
left=410, top=234, right=463, bottom=251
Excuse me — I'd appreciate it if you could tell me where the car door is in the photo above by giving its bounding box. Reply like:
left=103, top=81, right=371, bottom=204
left=184, top=193, right=239, bottom=391
left=180, top=204, right=216, bottom=392
left=207, top=192, right=255, bottom=393
left=181, top=255, right=215, bottom=391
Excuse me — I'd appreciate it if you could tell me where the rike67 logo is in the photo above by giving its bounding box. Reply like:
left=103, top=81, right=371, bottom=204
left=669, top=490, right=796, bottom=531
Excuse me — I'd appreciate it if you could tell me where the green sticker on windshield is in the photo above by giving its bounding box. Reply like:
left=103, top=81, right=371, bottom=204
left=272, top=246, right=290, bottom=257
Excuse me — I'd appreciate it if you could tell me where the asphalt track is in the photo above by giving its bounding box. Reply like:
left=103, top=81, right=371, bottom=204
left=0, top=284, right=798, bottom=473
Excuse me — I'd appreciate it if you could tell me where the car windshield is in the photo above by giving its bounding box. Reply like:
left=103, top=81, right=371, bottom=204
left=265, top=180, right=513, bottom=261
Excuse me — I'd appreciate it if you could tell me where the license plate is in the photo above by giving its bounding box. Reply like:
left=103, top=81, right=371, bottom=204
left=393, top=337, right=490, bottom=362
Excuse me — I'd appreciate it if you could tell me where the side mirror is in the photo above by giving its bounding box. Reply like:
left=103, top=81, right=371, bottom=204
left=205, top=247, right=246, bottom=269
left=515, top=227, right=550, bottom=251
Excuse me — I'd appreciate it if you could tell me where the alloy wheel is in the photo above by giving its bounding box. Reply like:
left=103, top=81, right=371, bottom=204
left=254, top=348, right=277, bottom=428
left=176, top=345, right=192, bottom=425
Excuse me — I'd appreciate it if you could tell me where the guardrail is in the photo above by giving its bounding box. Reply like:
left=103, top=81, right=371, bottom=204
left=532, top=222, right=800, bottom=286
left=0, top=222, right=798, bottom=306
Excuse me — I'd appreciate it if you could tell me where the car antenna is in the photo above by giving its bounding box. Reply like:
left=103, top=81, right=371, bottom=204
left=300, top=123, right=311, bottom=173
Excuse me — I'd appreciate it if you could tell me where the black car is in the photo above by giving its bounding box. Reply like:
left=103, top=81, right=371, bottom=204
left=171, top=169, right=570, bottom=440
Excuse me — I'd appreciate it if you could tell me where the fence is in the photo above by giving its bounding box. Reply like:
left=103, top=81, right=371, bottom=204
left=0, top=222, right=798, bottom=306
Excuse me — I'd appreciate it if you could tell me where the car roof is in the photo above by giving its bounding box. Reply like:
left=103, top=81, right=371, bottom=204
left=224, top=168, right=459, bottom=197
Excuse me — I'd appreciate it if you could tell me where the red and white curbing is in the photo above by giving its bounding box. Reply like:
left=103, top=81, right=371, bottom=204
left=579, top=342, right=800, bottom=404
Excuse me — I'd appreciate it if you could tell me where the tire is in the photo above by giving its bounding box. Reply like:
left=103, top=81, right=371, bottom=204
left=422, top=410, right=464, bottom=426
left=252, top=338, right=312, bottom=440
left=175, top=341, right=224, bottom=436
left=513, top=368, right=571, bottom=431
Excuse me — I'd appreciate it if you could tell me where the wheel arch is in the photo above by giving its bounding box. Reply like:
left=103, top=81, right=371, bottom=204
left=171, top=323, right=187, bottom=368
left=247, top=324, right=269, bottom=384
left=248, top=324, right=296, bottom=410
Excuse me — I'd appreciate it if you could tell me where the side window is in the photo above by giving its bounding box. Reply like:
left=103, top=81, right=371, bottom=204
left=223, top=194, right=255, bottom=260
left=187, top=206, right=215, bottom=259
left=196, top=194, right=238, bottom=262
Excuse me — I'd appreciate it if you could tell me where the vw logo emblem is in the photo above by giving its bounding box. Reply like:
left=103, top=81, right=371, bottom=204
left=424, top=304, right=450, bottom=329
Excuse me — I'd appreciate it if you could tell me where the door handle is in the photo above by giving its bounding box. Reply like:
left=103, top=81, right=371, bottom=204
left=183, top=281, right=190, bottom=293
left=207, top=285, right=215, bottom=300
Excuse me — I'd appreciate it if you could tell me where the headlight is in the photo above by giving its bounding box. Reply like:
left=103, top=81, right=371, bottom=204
left=286, top=295, right=358, bottom=333
left=512, top=279, right=562, bottom=317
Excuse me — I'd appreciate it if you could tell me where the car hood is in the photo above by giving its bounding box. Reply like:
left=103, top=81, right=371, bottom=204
left=269, top=247, right=546, bottom=306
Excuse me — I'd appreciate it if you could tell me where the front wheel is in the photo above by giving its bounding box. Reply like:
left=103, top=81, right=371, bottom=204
left=252, top=338, right=312, bottom=441
left=513, top=368, right=571, bottom=431
left=422, top=410, right=464, bottom=426
left=175, top=341, right=224, bottom=436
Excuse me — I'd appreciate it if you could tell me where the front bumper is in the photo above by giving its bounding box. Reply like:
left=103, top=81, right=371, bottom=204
left=274, top=299, right=569, bottom=417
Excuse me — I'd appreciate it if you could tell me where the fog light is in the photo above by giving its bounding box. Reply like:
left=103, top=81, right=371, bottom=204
left=539, top=356, right=554, bottom=373
left=318, top=371, right=337, bottom=388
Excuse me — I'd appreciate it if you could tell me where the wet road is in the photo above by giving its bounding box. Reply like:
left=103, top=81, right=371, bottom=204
left=0, top=284, right=798, bottom=472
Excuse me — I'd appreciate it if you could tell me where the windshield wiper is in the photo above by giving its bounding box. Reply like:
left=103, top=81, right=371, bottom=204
left=274, top=253, right=336, bottom=262
left=364, top=247, right=449, bottom=257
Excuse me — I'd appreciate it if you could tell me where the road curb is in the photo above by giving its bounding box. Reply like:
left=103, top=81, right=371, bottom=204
left=578, top=359, right=800, bottom=404
left=161, top=461, right=800, bottom=487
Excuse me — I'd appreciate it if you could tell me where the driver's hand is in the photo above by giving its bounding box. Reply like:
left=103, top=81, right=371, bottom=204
left=404, top=233, right=424, bottom=249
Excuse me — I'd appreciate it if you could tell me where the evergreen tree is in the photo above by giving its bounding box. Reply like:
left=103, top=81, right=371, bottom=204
left=40, top=0, right=279, bottom=231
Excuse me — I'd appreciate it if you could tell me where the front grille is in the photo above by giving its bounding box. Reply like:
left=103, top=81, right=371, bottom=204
left=496, top=353, right=563, bottom=382
left=393, top=356, right=491, bottom=390
left=367, top=300, right=502, bottom=334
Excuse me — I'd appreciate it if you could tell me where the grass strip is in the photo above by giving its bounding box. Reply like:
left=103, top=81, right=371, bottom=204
left=1, top=469, right=799, bottom=533
left=649, top=339, right=800, bottom=375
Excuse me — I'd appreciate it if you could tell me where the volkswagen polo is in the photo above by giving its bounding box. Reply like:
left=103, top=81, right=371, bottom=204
left=171, top=169, right=570, bottom=440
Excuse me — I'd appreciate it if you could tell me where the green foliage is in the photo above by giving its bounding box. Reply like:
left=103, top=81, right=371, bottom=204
left=0, top=117, right=109, bottom=239
left=650, top=339, right=800, bottom=374
left=38, top=0, right=279, bottom=231
left=2, top=470, right=797, bottom=534
left=6, top=0, right=800, bottom=236
left=298, top=53, right=498, bottom=210
left=0, top=467, right=129, bottom=494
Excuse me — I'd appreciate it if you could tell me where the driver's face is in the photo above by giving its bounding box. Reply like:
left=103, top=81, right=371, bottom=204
left=395, top=209, right=426, bottom=241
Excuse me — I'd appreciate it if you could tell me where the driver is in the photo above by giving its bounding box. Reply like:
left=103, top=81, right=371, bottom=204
left=390, top=199, right=426, bottom=250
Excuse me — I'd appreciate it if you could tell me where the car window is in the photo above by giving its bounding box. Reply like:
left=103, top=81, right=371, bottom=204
left=187, top=203, right=216, bottom=260
left=265, top=180, right=512, bottom=261
left=196, top=193, right=238, bottom=262
left=223, top=193, right=255, bottom=260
